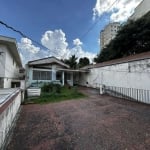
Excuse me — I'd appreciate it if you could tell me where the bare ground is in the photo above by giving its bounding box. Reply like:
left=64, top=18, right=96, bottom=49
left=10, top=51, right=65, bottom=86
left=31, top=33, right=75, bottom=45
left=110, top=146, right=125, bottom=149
left=7, top=87, right=150, bottom=150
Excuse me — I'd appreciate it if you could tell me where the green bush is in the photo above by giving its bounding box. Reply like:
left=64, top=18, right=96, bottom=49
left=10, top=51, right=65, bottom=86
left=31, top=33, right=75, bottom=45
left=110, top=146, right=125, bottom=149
left=41, top=82, right=61, bottom=93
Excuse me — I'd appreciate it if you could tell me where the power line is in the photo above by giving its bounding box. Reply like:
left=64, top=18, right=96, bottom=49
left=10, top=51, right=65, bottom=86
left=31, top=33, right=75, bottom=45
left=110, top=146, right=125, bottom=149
left=80, top=0, right=119, bottom=40
left=0, top=0, right=119, bottom=59
left=0, top=20, right=59, bottom=57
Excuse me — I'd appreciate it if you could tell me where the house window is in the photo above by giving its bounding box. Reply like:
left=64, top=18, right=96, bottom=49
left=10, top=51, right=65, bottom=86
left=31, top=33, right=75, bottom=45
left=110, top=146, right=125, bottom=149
left=66, top=73, right=71, bottom=80
left=56, top=71, right=62, bottom=80
left=33, top=70, right=51, bottom=80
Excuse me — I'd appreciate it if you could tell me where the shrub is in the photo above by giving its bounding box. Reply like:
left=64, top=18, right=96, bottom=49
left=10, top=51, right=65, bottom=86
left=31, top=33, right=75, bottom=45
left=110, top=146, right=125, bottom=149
left=41, top=82, right=61, bottom=93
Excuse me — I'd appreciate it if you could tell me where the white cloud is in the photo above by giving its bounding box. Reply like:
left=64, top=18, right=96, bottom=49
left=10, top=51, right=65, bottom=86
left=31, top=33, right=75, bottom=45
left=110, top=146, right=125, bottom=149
left=93, top=0, right=143, bottom=22
left=18, top=38, right=48, bottom=65
left=41, top=29, right=95, bottom=62
left=41, top=29, right=68, bottom=58
left=73, top=38, right=83, bottom=46
left=19, top=30, right=96, bottom=65
left=70, top=45, right=96, bottom=63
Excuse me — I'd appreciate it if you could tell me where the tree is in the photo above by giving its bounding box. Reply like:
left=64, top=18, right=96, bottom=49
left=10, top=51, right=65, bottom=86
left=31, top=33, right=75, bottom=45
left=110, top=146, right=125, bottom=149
left=78, top=57, right=90, bottom=68
left=64, top=55, right=78, bottom=69
left=94, top=12, right=150, bottom=63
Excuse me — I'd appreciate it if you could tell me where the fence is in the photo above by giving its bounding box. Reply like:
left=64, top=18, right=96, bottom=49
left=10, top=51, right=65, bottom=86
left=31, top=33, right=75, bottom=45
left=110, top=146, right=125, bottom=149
left=104, top=86, right=150, bottom=104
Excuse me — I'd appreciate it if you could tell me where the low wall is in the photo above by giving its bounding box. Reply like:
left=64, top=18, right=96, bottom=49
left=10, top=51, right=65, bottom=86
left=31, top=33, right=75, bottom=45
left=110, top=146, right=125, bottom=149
left=79, top=58, right=150, bottom=103
left=0, top=89, right=21, bottom=149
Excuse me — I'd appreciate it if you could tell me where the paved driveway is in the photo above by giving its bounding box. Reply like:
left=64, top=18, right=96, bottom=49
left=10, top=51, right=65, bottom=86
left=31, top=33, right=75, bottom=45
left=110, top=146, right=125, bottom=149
left=7, top=87, right=150, bottom=150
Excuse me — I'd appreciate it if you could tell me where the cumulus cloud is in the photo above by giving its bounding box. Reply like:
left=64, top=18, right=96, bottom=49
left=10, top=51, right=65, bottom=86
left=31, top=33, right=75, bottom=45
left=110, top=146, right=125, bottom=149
left=93, top=0, right=143, bottom=22
left=41, top=29, right=95, bottom=62
left=18, top=38, right=48, bottom=65
left=41, top=29, right=68, bottom=58
left=73, top=38, right=83, bottom=46
left=19, top=29, right=96, bottom=65
left=70, top=45, right=95, bottom=63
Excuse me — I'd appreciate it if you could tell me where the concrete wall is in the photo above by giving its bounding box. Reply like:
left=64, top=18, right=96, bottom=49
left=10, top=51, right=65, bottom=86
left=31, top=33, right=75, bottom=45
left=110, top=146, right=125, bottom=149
left=0, top=44, right=20, bottom=88
left=0, top=90, right=21, bottom=149
left=79, top=58, right=150, bottom=90
left=130, top=0, right=150, bottom=20
left=0, top=45, right=7, bottom=78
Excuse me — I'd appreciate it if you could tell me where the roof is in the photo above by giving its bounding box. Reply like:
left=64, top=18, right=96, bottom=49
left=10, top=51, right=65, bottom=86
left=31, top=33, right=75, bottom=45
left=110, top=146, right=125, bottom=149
left=0, top=35, right=22, bottom=67
left=28, top=57, right=69, bottom=68
left=83, top=51, right=150, bottom=69
left=56, top=68, right=90, bottom=73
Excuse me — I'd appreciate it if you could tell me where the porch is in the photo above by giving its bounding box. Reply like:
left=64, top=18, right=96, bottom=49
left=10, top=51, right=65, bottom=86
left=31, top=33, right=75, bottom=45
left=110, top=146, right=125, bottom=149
left=26, top=67, right=89, bottom=88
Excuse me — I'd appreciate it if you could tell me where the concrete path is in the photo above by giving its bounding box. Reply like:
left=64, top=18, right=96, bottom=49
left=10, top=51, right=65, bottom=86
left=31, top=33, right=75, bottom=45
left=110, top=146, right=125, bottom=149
left=7, top=87, right=150, bottom=150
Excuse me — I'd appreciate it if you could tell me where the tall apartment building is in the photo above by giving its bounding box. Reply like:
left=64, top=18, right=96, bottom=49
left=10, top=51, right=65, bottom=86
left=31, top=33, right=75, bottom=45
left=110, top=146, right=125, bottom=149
left=129, top=0, right=150, bottom=20
left=100, top=22, right=120, bottom=50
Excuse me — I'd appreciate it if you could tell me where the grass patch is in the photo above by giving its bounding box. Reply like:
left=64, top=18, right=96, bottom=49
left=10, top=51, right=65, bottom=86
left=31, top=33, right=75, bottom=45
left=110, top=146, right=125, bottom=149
left=28, top=86, right=86, bottom=104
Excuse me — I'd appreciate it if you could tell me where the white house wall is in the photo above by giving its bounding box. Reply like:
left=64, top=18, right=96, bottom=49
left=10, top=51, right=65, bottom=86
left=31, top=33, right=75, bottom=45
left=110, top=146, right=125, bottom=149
left=0, top=45, right=7, bottom=78
left=79, top=59, right=150, bottom=90
left=5, top=47, right=19, bottom=79
left=0, top=89, right=21, bottom=149
left=0, top=45, right=20, bottom=88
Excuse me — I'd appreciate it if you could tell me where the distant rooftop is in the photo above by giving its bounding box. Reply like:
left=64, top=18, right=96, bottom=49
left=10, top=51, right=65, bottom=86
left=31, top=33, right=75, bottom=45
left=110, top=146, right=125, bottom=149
left=83, top=51, right=150, bottom=69
left=28, top=56, right=69, bottom=68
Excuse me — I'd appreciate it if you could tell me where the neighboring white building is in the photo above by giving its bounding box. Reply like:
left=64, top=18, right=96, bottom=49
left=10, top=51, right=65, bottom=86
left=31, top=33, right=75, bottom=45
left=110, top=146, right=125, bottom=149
left=26, top=57, right=88, bottom=88
left=100, top=22, right=120, bottom=50
left=0, top=36, right=23, bottom=88
left=129, top=0, right=150, bottom=20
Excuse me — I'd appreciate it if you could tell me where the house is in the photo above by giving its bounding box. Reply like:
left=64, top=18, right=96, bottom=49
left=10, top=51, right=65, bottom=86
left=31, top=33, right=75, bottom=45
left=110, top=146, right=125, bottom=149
left=0, top=35, right=24, bottom=88
left=26, top=57, right=89, bottom=88
left=0, top=35, right=24, bottom=149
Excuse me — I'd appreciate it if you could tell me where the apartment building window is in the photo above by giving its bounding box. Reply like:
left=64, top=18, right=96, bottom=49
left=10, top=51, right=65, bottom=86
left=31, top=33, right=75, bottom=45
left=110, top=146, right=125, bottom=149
left=33, top=70, right=51, bottom=80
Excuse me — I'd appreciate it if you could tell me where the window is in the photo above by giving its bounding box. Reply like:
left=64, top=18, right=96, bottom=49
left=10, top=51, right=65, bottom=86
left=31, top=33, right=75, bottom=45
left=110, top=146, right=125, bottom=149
left=56, top=71, right=62, bottom=80
left=33, top=70, right=51, bottom=80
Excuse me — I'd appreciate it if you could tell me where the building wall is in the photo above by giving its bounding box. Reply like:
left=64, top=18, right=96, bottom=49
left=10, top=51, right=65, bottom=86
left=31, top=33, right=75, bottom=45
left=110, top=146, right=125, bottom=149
left=0, top=45, right=7, bottom=78
left=26, top=65, right=63, bottom=87
left=100, top=22, right=120, bottom=50
left=0, top=45, right=20, bottom=88
left=79, top=59, right=150, bottom=90
left=0, top=90, right=21, bottom=149
left=129, top=0, right=150, bottom=20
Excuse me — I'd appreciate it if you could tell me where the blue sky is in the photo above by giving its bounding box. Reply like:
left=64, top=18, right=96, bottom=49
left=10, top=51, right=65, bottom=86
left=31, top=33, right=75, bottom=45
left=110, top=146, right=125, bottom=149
left=0, top=0, right=142, bottom=64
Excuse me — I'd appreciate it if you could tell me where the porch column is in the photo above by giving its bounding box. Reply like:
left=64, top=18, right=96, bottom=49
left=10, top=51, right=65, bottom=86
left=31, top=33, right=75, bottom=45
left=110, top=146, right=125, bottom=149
left=62, top=71, right=64, bottom=86
left=52, top=66, right=56, bottom=81
left=70, top=72, right=73, bottom=86
left=28, top=67, right=33, bottom=87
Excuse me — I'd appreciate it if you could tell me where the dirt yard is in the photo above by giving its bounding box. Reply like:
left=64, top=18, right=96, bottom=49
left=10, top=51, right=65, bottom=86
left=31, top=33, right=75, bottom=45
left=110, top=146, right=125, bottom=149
left=7, top=87, right=150, bottom=150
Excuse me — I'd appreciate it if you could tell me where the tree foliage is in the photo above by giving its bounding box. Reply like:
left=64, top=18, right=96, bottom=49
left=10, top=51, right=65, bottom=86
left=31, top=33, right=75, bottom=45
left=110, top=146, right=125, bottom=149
left=94, top=12, right=150, bottom=63
left=63, top=56, right=90, bottom=69
left=78, top=57, right=90, bottom=68
left=64, top=55, right=78, bottom=69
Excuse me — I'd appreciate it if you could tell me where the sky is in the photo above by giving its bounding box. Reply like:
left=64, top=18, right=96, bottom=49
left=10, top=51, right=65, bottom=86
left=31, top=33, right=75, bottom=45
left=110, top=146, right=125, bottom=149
left=0, top=0, right=143, bottom=65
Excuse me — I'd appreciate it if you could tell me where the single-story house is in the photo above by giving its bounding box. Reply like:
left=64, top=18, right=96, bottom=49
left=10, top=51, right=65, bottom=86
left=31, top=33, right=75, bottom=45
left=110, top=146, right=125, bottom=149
left=25, top=57, right=89, bottom=88
left=0, top=35, right=24, bottom=88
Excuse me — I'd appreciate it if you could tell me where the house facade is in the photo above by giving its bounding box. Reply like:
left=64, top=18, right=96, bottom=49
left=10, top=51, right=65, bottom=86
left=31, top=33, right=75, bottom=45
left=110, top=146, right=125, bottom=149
left=26, top=57, right=73, bottom=87
left=0, top=36, right=23, bottom=88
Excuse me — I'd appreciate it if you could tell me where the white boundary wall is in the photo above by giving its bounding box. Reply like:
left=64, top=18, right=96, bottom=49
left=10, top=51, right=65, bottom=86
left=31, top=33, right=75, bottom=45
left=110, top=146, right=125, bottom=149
left=79, top=58, right=150, bottom=103
left=0, top=89, right=21, bottom=149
